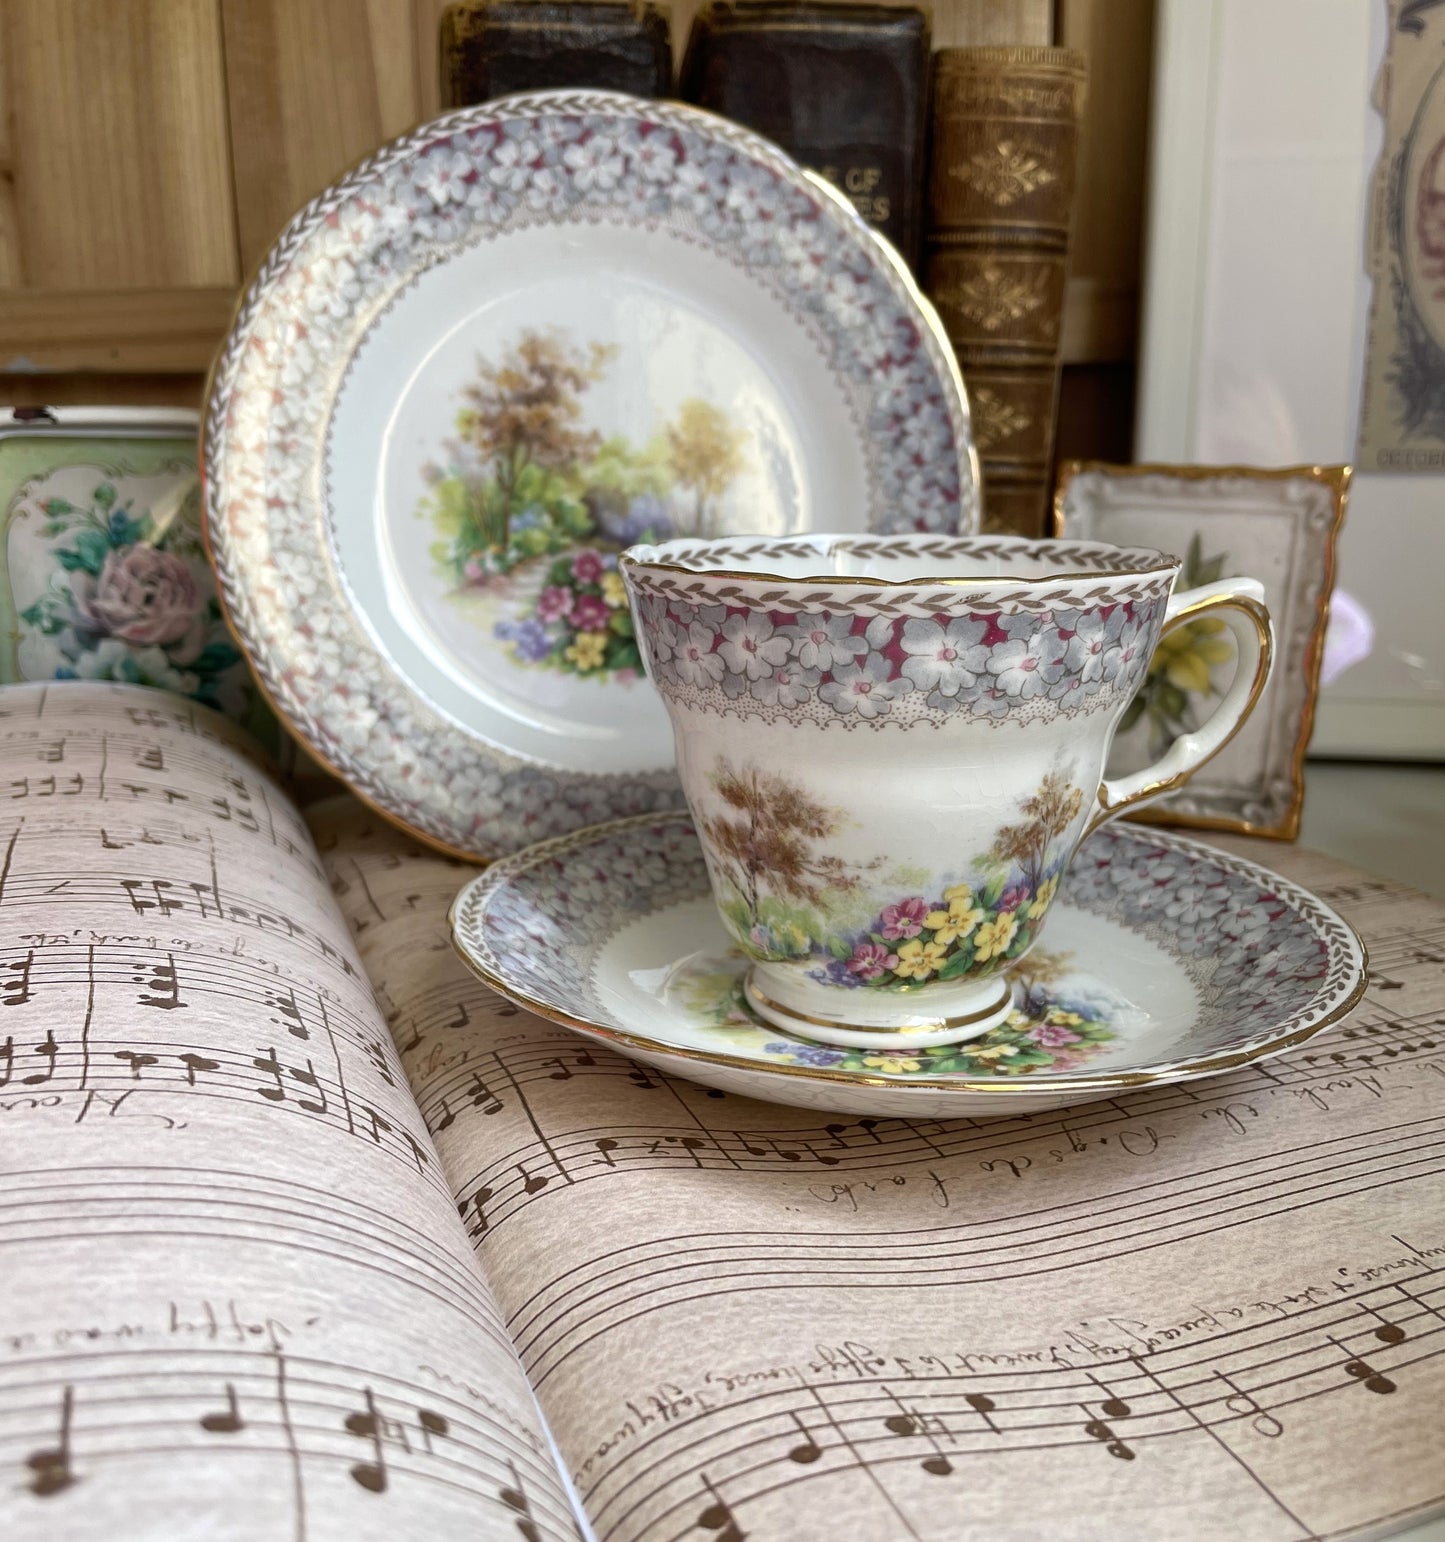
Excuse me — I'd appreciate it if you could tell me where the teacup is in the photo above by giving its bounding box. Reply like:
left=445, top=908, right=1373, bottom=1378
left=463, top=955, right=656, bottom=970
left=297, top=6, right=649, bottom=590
left=620, top=534, right=1273, bottom=1051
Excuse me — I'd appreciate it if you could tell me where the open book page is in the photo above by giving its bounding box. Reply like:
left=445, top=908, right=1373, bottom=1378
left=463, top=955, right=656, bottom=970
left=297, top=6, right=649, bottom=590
left=314, top=800, right=1445, bottom=1542
left=0, top=684, right=580, bottom=1542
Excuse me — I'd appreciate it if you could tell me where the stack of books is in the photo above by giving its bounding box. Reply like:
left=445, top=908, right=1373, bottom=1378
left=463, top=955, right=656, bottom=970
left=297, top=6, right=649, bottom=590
left=440, top=0, right=1086, bottom=538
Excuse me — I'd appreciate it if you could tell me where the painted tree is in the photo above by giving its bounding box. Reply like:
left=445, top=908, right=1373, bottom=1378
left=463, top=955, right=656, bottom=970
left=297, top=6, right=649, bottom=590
left=665, top=397, right=747, bottom=536
left=700, top=759, right=865, bottom=926
left=456, top=329, right=616, bottom=546
left=989, top=770, right=1085, bottom=893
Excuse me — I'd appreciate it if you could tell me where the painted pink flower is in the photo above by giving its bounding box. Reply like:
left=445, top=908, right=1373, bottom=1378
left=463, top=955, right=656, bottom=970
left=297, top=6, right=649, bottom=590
left=570, top=594, right=611, bottom=631
left=1030, top=1023, right=1082, bottom=1048
left=69, top=546, right=205, bottom=661
left=879, top=897, right=928, bottom=941
left=571, top=549, right=605, bottom=585
left=463, top=557, right=486, bottom=584
left=847, top=942, right=899, bottom=979
left=537, top=585, right=573, bottom=622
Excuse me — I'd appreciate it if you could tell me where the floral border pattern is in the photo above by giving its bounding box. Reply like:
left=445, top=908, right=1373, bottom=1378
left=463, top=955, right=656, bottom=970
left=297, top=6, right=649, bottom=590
left=453, top=811, right=1366, bottom=1086
left=205, top=91, right=979, bottom=859
left=630, top=592, right=1162, bottom=727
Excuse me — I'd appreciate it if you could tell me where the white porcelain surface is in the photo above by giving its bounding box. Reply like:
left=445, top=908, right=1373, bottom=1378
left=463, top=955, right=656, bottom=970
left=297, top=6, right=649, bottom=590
left=449, top=812, right=1367, bottom=1118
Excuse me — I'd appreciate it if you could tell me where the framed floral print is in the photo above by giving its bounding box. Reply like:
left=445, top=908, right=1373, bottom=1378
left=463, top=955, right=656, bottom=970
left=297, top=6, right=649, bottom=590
left=1053, top=461, right=1351, bottom=840
left=0, top=408, right=276, bottom=748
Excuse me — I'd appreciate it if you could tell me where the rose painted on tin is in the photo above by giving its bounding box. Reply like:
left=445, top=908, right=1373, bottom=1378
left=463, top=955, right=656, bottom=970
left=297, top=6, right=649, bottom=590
left=69, top=546, right=205, bottom=661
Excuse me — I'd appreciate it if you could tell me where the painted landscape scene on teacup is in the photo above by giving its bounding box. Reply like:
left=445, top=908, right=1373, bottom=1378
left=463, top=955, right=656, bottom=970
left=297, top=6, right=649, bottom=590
left=696, top=757, right=1087, bottom=992
left=416, top=326, right=749, bottom=685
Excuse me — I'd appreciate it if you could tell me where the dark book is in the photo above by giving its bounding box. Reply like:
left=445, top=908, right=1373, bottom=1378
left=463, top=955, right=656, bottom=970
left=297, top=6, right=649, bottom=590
left=923, top=46, right=1087, bottom=537
left=679, top=1, right=931, bottom=269
left=440, top=1, right=672, bottom=107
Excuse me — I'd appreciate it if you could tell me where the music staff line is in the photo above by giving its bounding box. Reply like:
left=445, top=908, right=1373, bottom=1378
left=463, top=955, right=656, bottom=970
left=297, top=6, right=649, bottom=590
left=510, top=1127, right=1445, bottom=1380
left=429, top=1047, right=1445, bottom=1253
left=1, top=1165, right=508, bottom=1353
left=0, top=871, right=366, bottom=984
left=579, top=1277, right=1445, bottom=1540
left=591, top=1271, right=1445, bottom=1507
left=0, top=1345, right=575, bottom=1539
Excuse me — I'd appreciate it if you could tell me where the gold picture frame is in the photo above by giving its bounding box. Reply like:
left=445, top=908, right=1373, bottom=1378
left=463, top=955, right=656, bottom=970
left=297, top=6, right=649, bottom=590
left=1052, top=461, right=1352, bottom=841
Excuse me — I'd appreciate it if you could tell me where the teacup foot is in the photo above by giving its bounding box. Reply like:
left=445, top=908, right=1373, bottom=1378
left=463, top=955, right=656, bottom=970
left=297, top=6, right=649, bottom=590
left=743, top=967, right=1015, bottom=1052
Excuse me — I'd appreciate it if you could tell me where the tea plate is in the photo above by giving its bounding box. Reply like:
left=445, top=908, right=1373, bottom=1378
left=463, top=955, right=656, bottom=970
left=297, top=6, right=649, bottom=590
left=204, top=90, right=979, bottom=861
left=449, top=812, right=1367, bottom=1117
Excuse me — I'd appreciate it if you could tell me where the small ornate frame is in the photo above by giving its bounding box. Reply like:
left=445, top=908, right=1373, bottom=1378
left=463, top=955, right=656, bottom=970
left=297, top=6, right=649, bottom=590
left=1052, top=461, right=1351, bottom=840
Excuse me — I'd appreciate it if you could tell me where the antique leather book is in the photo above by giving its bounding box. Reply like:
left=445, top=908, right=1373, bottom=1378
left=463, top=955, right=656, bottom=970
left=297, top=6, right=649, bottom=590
left=925, top=46, right=1087, bottom=536
left=439, top=0, right=672, bottom=106
left=679, top=2, right=931, bottom=269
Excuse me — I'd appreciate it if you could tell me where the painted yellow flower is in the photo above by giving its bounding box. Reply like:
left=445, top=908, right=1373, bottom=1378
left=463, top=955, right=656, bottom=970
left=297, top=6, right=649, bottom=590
left=925, top=886, right=986, bottom=944
left=1152, top=617, right=1234, bottom=695
left=893, top=937, right=950, bottom=980
left=1046, top=1008, right=1083, bottom=1027
left=601, top=570, right=628, bottom=607
left=973, top=911, right=1019, bottom=962
left=1033, top=875, right=1059, bottom=913
left=862, top=1053, right=924, bottom=1073
left=969, top=1042, right=1019, bottom=1060
left=565, top=630, right=609, bottom=671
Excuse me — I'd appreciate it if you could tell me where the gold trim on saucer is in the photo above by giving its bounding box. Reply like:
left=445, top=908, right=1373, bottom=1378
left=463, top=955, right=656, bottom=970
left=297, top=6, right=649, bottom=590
left=447, top=811, right=1370, bottom=1100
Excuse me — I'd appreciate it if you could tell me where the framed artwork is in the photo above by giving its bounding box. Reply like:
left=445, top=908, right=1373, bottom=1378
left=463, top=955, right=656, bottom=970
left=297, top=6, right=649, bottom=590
left=1135, top=0, right=1445, bottom=760
left=0, top=407, right=277, bottom=750
left=1053, top=461, right=1351, bottom=840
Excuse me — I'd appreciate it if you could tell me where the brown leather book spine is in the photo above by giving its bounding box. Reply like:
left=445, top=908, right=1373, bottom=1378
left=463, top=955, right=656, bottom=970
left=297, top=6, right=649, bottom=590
left=680, top=2, right=931, bottom=270
left=924, top=47, right=1087, bottom=536
left=440, top=1, right=672, bottom=107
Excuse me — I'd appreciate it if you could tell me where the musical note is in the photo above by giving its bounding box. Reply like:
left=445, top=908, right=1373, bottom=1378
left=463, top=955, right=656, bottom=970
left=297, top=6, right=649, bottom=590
left=461, top=1184, right=494, bottom=1237
left=1087, top=1372, right=1133, bottom=1419
left=882, top=1389, right=955, bottom=1475
left=697, top=1473, right=746, bottom=1541
left=199, top=1383, right=245, bottom=1434
left=516, top=1160, right=550, bottom=1196
left=251, top=1048, right=328, bottom=1115
left=178, top=1051, right=219, bottom=1086
left=266, top=986, right=307, bottom=1039
left=1336, top=1339, right=1398, bottom=1395
left=542, top=1049, right=597, bottom=1081
left=113, top=1049, right=159, bottom=1080
left=628, top=1065, right=660, bottom=1090
left=416, top=1407, right=449, bottom=1452
left=594, top=1137, right=620, bottom=1168
left=500, top=1461, right=542, bottom=1542
left=1081, top=1408, right=1136, bottom=1460
left=785, top=1410, right=822, bottom=1464
left=1216, top=1371, right=1283, bottom=1438
left=344, top=1386, right=389, bottom=1493
left=2, top=949, right=34, bottom=1006
left=466, top=1073, right=502, bottom=1116
left=26, top=1385, right=79, bottom=1496
left=135, top=952, right=186, bottom=1010
left=22, top=1028, right=58, bottom=1086
left=964, top=1391, right=999, bottom=1434
left=446, top=1001, right=470, bottom=1030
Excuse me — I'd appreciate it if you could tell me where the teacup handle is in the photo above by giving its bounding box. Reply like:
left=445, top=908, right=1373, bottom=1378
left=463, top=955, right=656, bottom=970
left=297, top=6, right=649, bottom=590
left=1085, top=577, right=1274, bottom=837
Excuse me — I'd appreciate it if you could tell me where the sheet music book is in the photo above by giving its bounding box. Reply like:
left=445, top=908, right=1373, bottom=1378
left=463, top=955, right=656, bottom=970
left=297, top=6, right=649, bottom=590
left=1, top=682, right=1442, bottom=1541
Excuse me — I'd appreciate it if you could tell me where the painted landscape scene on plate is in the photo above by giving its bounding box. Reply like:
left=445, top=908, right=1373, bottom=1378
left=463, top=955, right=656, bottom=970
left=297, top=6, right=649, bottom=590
left=416, top=326, right=749, bottom=687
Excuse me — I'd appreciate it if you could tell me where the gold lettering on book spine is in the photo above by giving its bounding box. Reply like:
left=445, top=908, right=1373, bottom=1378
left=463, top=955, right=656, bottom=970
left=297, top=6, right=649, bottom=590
left=924, top=46, right=1086, bottom=536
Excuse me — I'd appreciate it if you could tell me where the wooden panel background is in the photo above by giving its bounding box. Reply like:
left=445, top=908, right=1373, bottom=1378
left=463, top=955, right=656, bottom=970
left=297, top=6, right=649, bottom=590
left=0, top=0, right=1156, bottom=464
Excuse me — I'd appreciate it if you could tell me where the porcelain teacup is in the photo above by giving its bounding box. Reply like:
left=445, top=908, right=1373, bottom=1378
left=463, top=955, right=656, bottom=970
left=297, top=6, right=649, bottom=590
left=620, top=534, right=1273, bottom=1051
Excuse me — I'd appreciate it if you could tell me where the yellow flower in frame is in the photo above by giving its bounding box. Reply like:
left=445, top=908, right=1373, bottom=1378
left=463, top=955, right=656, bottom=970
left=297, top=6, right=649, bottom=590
left=893, top=938, right=950, bottom=980
left=1046, top=1009, right=1083, bottom=1027
left=969, top=1042, right=1019, bottom=1061
left=925, top=887, right=986, bottom=944
left=1153, top=617, right=1235, bottom=696
left=565, top=630, right=609, bottom=671
left=973, top=911, right=1019, bottom=962
left=861, top=1053, right=924, bottom=1073
left=1033, top=875, right=1059, bottom=914
left=601, top=570, right=628, bottom=607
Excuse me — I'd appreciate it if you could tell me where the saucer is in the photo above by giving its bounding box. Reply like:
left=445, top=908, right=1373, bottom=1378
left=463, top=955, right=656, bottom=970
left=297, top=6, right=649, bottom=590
left=203, top=90, right=979, bottom=862
left=449, top=812, right=1367, bottom=1117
